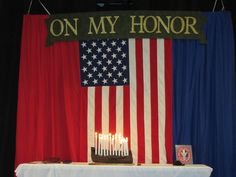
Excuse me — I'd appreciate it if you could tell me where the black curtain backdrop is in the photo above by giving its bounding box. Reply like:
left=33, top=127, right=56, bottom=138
left=0, top=1, right=235, bottom=177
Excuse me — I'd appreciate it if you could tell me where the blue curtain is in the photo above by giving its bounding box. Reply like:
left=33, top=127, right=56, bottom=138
left=173, top=11, right=236, bottom=177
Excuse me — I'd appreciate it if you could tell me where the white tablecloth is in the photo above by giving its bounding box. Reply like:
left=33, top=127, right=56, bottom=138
left=15, top=163, right=213, bottom=177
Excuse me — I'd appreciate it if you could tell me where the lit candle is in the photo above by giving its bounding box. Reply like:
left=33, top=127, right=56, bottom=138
left=106, top=134, right=109, bottom=156
left=98, top=134, right=101, bottom=155
left=95, top=132, right=98, bottom=155
left=118, top=141, right=121, bottom=156
left=109, top=133, right=112, bottom=156
left=120, top=139, right=124, bottom=156
left=102, top=134, right=105, bottom=156
left=104, top=134, right=107, bottom=156
left=119, top=134, right=122, bottom=156
left=123, top=138, right=125, bottom=156
left=114, top=133, right=117, bottom=156
left=105, top=134, right=108, bottom=156
left=112, top=135, right=114, bottom=155
left=100, top=134, right=103, bottom=156
left=125, top=137, right=129, bottom=156
left=103, top=135, right=106, bottom=156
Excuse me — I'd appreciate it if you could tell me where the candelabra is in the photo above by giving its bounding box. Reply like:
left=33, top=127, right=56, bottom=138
left=91, top=132, right=133, bottom=163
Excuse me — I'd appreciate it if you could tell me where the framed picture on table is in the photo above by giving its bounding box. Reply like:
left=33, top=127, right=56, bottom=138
left=175, top=145, right=193, bottom=164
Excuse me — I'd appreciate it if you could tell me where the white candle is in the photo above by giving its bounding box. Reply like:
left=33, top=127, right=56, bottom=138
left=95, top=132, right=98, bottom=155
left=117, top=134, right=120, bottom=156
left=102, top=134, right=104, bottom=156
left=112, top=135, right=114, bottom=155
left=125, top=137, right=129, bottom=156
left=118, top=141, right=121, bottom=156
left=120, top=134, right=122, bottom=156
left=106, top=134, right=109, bottom=156
left=123, top=139, right=125, bottom=156
left=109, top=133, right=112, bottom=156
left=121, top=142, right=123, bottom=156
left=104, top=134, right=106, bottom=156
left=99, top=134, right=102, bottom=155
left=104, top=134, right=107, bottom=156
left=114, top=133, right=117, bottom=156
left=98, top=134, right=100, bottom=155
left=105, top=135, right=108, bottom=156
left=101, top=135, right=104, bottom=156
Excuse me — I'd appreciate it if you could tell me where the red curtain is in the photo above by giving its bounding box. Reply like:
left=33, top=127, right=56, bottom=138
left=15, top=15, right=87, bottom=167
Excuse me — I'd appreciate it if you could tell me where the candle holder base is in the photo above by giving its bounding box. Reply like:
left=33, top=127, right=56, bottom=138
left=91, top=147, right=133, bottom=164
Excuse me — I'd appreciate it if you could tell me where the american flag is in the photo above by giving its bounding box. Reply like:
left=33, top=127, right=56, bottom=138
left=79, top=38, right=173, bottom=164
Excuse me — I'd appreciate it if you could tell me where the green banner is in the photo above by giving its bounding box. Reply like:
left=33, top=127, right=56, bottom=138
left=45, top=11, right=207, bottom=45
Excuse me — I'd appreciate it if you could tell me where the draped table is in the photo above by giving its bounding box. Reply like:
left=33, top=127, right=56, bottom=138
left=15, top=163, right=213, bottom=177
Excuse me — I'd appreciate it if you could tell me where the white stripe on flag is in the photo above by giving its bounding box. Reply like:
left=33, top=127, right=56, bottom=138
left=88, top=87, right=95, bottom=162
left=102, top=86, right=109, bottom=134
left=157, top=39, right=167, bottom=164
left=129, top=39, right=138, bottom=164
left=143, top=39, right=152, bottom=164
left=116, top=86, right=123, bottom=135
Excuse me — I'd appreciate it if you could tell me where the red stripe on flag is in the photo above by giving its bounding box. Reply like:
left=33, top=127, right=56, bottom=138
left=123, top=85, right=131, bottom=148
left=150, top=39, right=159, bottom=163
left=109, top=86, right=116, bottom=134
left=95, top=87, right=102, bottom=133
left=135, top=39, right=145, bottom=163
left=164, top=39, right=173, bottom=163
